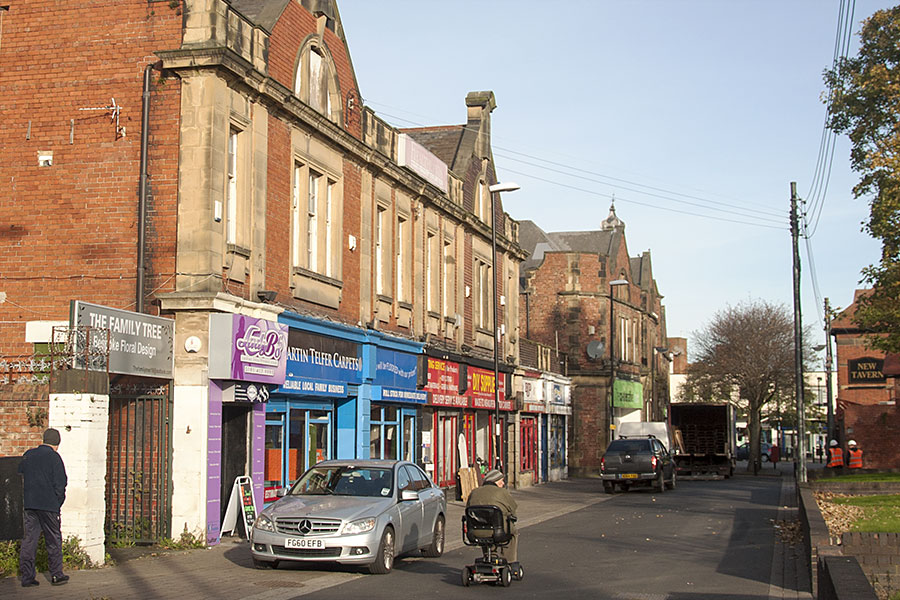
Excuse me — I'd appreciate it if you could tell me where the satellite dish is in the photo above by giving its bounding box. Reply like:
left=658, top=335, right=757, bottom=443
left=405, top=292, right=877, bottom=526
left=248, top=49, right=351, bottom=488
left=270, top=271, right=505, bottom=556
left=586, top=340, right=605, bottom=359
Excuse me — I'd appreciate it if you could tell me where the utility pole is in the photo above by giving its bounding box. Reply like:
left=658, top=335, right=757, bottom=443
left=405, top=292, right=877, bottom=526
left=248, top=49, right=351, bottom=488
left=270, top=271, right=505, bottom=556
left=790, top=182, right=807, bottom=483
left=824, top=298, right=835, bottom=444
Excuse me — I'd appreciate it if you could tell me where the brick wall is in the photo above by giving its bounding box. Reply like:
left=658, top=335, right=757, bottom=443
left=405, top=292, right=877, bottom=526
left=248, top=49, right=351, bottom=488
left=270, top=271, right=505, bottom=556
left=841, top=532, right=900, bottom=598
left=0, top=384, right=50, bottom=457
left=0, top=0, right=183, bottom=355
left=839, top=402, right=900, bottom=470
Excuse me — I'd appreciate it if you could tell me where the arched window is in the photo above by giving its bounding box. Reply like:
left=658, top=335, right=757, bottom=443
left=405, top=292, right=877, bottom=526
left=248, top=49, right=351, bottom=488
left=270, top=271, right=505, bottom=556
left=293, top=38, right=342, bottom=124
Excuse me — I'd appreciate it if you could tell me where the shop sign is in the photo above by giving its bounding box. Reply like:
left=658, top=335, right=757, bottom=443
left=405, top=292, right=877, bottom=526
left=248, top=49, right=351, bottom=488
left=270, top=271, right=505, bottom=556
left=468, top=365, right=510, bottom=411
left=848, top=357, right=885, bottom=383
left=223, top=382, right=272, bottom=403
left=72, top=301, right=174, bottom=378
left=524, top=402, right=546, bottom=413
left=277, top=329, right=361, bottom=396
left=209, top=314, right=288, bottom=384
left=375, top=348, right=425, bottom=403
left=382, top=387, right=427, bottom=403
left=523, top=379, right=543, bottom=402
left=425, top=358, right=468, bottom=407
left=551, top=383, right=565, bottom=404
left=613, top=379, right=643, bottom=409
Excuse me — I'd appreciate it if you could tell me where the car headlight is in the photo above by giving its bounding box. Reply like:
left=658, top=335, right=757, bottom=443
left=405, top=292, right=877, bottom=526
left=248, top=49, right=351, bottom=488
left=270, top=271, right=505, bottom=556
left=254, top=514, right=275, bottom=533
left=341, top=518, right=376, bottom=535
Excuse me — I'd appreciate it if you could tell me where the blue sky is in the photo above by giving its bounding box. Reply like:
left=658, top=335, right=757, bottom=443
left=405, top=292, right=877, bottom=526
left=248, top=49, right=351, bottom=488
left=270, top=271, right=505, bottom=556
left=338, top=1, right=889, bottom=358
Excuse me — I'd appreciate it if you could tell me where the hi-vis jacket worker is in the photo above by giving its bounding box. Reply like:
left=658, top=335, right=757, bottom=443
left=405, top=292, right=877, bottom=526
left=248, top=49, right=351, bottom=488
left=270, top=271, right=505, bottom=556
left=847, top=440, right=863, bottom=469
left=827, top=440, right=844, bottom=468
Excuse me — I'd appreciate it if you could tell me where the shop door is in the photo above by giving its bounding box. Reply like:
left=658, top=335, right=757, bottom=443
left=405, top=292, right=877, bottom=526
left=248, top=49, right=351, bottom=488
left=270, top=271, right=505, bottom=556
left=106, top=383, right=173, bottom=545
left=437, top=413, right=458, bottom=488
left=541, top=414, right=549, bottom=482
left=520, top=417, right=538, bottom=477
left=220, top=404, right=250, bottom=531
left=289, top=408, right=331, bottom=479
left=401, top=408, right=417, bottom=462
left=264, top=412, right=286, bottom=503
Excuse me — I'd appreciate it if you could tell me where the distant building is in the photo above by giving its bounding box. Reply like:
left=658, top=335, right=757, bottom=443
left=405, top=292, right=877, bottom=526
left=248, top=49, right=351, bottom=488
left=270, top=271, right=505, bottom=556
left=831, top=289, right=900, bottom=469
left=518, top=204, right=669, bottom=477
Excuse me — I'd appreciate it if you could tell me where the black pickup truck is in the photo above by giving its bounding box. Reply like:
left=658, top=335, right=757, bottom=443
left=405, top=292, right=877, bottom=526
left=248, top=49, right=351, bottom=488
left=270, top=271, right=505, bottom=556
left=599, top=436, right=676, bottom=493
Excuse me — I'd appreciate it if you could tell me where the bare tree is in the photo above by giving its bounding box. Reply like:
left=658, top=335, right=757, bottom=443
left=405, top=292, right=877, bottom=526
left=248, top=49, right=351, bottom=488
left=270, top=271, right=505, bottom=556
left=685, top=300, right=813, bottom=473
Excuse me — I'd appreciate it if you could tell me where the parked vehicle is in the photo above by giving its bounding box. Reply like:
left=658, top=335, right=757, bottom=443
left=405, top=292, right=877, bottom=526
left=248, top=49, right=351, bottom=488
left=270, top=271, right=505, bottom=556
left=616, top=421, right=675, bottom=452
left=600, top=435, right=676, bottom=493
left=669, top=403, right=736, bottom=478
left=736, top=442, right=773, bottom=462
left=250, top=460, right=446, bottom=574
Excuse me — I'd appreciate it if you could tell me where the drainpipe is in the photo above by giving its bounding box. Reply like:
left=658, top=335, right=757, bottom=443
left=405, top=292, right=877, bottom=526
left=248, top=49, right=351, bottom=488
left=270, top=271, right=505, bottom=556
left=137, top=62, right=159, bottom=313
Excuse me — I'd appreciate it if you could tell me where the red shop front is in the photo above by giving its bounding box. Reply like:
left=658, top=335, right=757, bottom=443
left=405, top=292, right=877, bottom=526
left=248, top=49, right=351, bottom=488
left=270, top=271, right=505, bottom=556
left=419, top=356, right=513, bottom=490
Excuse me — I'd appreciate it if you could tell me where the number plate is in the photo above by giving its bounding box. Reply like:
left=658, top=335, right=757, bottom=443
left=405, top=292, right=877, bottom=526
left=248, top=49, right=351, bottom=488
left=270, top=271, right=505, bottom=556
left=620, top=473, right=639, bottom=479
left=285, top=537, right=325, bottom=549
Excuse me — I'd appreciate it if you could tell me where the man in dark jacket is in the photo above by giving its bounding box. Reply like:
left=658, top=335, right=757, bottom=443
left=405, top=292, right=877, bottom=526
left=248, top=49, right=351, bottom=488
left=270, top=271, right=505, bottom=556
left=466, top=469, right=518, bottom=566
left=18, top=428, right=69, bottom=587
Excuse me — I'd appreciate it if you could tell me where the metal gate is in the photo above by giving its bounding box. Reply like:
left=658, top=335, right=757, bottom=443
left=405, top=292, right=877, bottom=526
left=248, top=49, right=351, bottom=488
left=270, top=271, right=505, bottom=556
left=106, top=381, right=172, bottom=545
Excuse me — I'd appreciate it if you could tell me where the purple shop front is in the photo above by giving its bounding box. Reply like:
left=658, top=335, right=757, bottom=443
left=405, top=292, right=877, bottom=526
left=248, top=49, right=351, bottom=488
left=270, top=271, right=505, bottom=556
left=207, top=314, right=288, bottom=544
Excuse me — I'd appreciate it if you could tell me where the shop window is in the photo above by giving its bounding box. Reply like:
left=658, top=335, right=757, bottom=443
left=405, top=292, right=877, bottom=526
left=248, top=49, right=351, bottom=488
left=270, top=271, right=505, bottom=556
left=370, top=404, right=399, bottom=460
left=550, top=415, right=566, bottom=469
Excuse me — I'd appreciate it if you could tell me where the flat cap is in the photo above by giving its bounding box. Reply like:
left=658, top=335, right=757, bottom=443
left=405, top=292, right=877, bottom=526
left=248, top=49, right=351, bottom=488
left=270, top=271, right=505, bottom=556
left=483, top=469, right=504, bottom=484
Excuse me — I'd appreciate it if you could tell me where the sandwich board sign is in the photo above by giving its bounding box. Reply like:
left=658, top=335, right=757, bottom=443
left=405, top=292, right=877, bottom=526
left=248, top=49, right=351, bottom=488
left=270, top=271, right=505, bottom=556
left=221, top=476, right=257, bottom=539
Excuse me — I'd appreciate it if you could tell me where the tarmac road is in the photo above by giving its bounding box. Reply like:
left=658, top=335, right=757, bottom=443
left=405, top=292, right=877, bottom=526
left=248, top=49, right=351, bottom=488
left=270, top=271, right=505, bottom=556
left=0, top=465, right=812, bottom=600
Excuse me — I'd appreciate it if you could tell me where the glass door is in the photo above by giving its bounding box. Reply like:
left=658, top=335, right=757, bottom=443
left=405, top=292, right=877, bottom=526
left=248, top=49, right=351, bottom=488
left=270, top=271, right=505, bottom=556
left=401, top=408, right=417, bottom=462
left=264, top=411, right=286, bottom=503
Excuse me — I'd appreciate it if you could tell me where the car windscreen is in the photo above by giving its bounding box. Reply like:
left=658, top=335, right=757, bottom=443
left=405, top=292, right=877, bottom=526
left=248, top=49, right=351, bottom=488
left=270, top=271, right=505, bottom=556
left=290, top=466, right=393, bottom=498
left=606, top=440, right=651, bottom=453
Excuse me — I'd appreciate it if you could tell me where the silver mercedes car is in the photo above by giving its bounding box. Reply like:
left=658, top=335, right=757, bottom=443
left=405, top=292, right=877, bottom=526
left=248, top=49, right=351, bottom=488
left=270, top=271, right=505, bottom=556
left=250, top=460, right=446, bottom=574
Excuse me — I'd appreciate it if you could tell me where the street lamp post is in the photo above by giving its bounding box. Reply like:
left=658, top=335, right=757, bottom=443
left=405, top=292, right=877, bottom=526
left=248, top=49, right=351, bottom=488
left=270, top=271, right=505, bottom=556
left=608, top=279, right=629, bottom=442
left=488, top=181, right=520, bottom=471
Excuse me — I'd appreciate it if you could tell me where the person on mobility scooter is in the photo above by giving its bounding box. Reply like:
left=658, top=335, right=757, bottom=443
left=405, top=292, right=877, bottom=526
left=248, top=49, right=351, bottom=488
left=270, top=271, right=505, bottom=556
left=461, top=469, right=524, bottom=586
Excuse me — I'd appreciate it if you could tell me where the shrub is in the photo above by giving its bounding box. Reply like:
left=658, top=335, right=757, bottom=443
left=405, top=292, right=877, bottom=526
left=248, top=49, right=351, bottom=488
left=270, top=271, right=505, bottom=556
left=0, top=535, right=95, bottom=578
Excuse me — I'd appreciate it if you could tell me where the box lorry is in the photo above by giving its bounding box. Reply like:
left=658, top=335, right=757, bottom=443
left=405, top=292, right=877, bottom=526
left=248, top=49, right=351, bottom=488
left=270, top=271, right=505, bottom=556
left=668, top=403, right=736, bottom=478
left=616, top=421, right=674, bottom=452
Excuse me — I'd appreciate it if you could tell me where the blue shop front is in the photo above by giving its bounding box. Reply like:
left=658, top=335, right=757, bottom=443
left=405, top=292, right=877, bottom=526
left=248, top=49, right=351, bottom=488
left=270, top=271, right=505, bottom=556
left=263, top=313, right=424, bottom=502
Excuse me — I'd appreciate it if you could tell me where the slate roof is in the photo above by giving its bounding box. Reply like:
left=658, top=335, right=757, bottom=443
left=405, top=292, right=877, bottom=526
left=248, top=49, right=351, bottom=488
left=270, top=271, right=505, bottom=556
left=401, top=126, right=465, bottom=171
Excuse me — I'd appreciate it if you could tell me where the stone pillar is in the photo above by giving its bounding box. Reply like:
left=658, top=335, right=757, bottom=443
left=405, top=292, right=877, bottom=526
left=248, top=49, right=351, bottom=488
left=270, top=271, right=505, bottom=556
left=49, top=392, right=109, bottom=565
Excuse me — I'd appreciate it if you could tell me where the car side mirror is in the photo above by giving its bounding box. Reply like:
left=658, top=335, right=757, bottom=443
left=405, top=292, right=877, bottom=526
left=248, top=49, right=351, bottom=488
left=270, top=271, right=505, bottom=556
left=400, top=489, right=419, bottom=502
left=276, top=488, right=287, bottom=498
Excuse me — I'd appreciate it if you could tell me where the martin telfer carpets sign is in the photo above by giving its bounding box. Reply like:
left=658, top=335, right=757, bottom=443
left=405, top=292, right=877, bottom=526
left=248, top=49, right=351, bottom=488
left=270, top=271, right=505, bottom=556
left=72, top=301, right=174, bottom=378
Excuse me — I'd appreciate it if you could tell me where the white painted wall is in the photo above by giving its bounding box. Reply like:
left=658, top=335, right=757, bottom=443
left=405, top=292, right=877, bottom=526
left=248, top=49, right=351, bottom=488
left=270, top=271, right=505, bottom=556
left=170, top=384, right=208, bottom=539
left=50, top=393, right=108, bottom=565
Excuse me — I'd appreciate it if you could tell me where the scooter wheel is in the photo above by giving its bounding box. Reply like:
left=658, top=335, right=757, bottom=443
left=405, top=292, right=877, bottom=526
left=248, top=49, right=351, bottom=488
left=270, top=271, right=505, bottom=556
left=461, top=566, right=473, bottom=587
left=515, top=564, right=524, bottom=581
left=500, top=565, right=512, bottom=587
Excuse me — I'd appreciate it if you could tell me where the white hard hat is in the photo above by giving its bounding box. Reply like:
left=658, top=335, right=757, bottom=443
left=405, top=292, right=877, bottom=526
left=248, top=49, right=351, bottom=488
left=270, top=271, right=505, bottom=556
left=848, top=440, right=857, bottom=446
left=829, top=440, right=838, bottom=447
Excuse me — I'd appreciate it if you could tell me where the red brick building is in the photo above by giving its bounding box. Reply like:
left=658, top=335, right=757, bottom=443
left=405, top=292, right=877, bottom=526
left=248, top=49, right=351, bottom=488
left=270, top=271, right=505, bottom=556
left=831, top=289, right=900, bottom=469
left=0, top=0, right=527, bottom=558
left=517, top=205, right=669, bottom=477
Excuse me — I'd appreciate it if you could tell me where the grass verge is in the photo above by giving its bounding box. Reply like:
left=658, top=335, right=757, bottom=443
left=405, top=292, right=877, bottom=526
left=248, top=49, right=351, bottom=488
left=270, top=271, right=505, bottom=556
left=830, top=494, right=900, bottom=532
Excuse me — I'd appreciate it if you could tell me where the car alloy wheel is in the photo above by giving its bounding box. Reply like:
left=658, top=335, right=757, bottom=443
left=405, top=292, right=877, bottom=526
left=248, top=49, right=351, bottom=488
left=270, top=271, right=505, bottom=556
left=368, top=527, right=395, bottom=574
left=423, top=515, right=445, bottom=557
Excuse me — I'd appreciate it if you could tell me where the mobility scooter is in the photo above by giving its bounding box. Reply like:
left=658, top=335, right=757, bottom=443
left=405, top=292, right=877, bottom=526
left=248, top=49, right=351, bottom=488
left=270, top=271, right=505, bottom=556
left=461, top=504, right=524, bottom=587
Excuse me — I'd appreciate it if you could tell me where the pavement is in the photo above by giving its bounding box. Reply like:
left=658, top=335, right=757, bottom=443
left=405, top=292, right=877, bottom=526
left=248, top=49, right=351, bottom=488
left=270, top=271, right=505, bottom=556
left=0, top=464, right=818, bottom=600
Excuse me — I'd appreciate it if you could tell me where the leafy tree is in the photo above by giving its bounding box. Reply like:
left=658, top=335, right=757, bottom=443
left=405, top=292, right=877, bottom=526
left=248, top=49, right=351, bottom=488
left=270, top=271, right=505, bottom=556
left=825, top=7, right=900, bottom=352
left=684, top=300, right=813, bottom=473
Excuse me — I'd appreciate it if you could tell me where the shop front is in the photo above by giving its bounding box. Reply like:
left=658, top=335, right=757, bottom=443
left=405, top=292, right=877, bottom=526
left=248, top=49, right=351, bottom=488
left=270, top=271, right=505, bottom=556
left=421, top=354, right=512, bottom=492
left=265, top=316, right=365, bottom=502
left=369, top=345, right=426, bottom=462
left=518, top=371, right=571, bottom=486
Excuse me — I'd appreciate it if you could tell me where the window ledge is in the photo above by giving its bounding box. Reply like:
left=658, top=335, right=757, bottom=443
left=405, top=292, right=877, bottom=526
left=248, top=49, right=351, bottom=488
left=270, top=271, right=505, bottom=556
left=227, top=244, right=252, bottom=259
left=292, top=266, right=342, bottom=289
